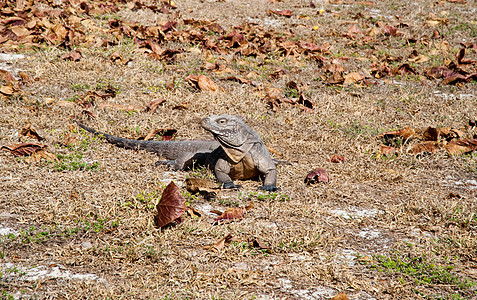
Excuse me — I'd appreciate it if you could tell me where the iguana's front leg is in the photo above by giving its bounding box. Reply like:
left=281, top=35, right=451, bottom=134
left=215, top=158, right=242, bottom=189
left=259, top=168, right=278, bottom=192
left=248, top=144, right=278, bottom=192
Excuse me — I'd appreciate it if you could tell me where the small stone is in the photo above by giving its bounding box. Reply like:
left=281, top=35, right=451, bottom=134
left=81, top=241, right=93, bottom=250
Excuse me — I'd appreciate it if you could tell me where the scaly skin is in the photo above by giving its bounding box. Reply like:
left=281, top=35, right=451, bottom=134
left=76, top=115, right=278, bottom=191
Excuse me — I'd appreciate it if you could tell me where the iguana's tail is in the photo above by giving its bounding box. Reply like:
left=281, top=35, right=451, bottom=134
left=75, top=120, right=218, bottom=159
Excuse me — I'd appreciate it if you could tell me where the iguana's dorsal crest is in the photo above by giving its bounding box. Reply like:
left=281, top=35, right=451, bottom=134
left=201, top=114, right=262, bottom=163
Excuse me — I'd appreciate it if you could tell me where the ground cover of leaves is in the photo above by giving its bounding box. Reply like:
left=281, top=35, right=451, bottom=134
left=1, top=0, right=477, bottom=299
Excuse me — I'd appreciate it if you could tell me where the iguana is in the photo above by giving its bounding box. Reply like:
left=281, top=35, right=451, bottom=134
left=75, top=115, right=278, bottom=191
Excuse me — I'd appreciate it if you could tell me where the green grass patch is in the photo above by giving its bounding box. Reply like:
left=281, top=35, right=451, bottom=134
left=364, top=252, right=477, bottom=298
left=54, top=153, right=100, bottom=172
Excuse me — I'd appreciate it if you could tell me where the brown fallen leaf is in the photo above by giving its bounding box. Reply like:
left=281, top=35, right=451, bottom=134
left=186, top=74, right=219, bottom=92
left=407, top=141, right=440, bottom=155
left=222, top=76, right=253, bottom=85
left=329, top=293, right=350, bottom=300
left=1, top=143, right=47, bottom=157
left=62, top=133, right=78, bottom=147
left=172, top=102, right=189, bottom=110
left=377, top=127, right=416, bottom=141
left=268, top=10, right=292, bottom=18
left=304, top=168, right=330, bottom=184
left=25, top=149, right=57, bottom=163
left=62, top=50, right=82, bottom=61
left=297, top=93, right=314, bottom=110
left=203, top=233, right=234, bottom=252
left=18, top=71, right=30, bottom=84
left=197, top=74, right=220, bottom=92
left=213, top=203, right=253, bottom=225
left=0, top=69, right=16, bottom=84
left=185, top=178, right=218, bottom=198
left=141, top=129, right=177, bottom=141
left=343, top=72, right=365, bottom=85
left=456, top=48, right=476, bottom=64
left=155, top=181, right=186, bottom=228
left=445, top=139, right=477, bottom=155
left=422, top=126, right=438, bottom=141
left=346, top=24, right=363, bottom=37
left=249, top=237, right=271, bottom=253
left=0, top=85, right=14, bottom=95
left=145, top=99, right=166, bottom=113
left=425, top=66, right=473, bottom=85
left=328, top=155, right=346, bottom=163
left=439, top=127, right=463, bottom=141
left=186, top=206, right=202, bottom=218
left=110, top=51, right=132, bottom=65
left=379, top=145, right=398, bottom=157
left=391, top=63, right=417, bottom=76
left=20, top=123, right=44, bottom=141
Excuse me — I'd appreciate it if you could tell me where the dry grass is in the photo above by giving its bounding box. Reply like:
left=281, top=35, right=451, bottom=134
left=1, top=0, right=477, bottom=299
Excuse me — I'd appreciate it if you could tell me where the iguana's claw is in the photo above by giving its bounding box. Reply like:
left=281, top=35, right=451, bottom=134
left=258, top=185, right=279, bottom=192
left=221, top=182, right=242, bottom=189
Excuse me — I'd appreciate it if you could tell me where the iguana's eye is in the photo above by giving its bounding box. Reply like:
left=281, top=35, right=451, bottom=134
left=217, top=119, right=227, bottom=125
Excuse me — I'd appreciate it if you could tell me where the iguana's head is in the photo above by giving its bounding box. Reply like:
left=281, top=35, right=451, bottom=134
left=201, top=114, right=261, bottom=148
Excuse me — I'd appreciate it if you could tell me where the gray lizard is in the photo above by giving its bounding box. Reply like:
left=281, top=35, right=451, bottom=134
left=75, top=115, right=278, bottom=191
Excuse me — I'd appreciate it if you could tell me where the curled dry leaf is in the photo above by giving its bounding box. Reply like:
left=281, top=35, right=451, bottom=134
left=379, top=145, right=398, bottom=157
left=346, top=24, right=363, bottom=37
left=268, top=10, right=292, bottom=18
left=25, top=149, right=57, bottom=163
left=407, top=141, right=440, bottom=155
left=20, top=123, right=44, bottom=141
left=422, top=126, right=438, bottom=141
left=1, top=143, right=47, bottom=157
left=186, top=206, right=202, bottom=218
left=377, top=126, right=416, bottom=141
left=110, top=51, right=132, bottom=65
left=456, top=48, right=476, bottom=65
left=439, top=127, right=463, bottom=141
left=343, top=72, right=364, bottom=85
left=425, top=66, right=476, bottom=85
left=185, top=178, right=218, bottom=197
left=18, top=71, right=30, bottom=84
left=145, top=99, right=166, bottom=113
left=141, top=129, right=177, bottom=141
left=222, top=76, right=253, bottom=85
left=62, top=133, right=78, bottom=147
left=203, top=233, right=234, bottom=252
left=330, top=293, right=350, bottom=300
left=0, top=69, right=16, bottom=84
left=186, top=74, right=220, bottom=92
left=249, top=237, right=271, bottom=253
left=155, top=181, right=186, bottom=228
left=328, top=155, right=346, bottom=163
left=172, top=102, right=189, bottom=110
left=305, top=167, right=330, bottom=184
left=445, top=139, right=477, bottom=155
left=62, top=50, right=83, bottom=61
left=408, top=54, right=429, bottom=64
left=213, top=203, right=254, bottom=225
left=197, top=74, right=220, bottom=92
left=391, top=63, right=417, bottom=76
left=0, top=85, right=14, bottom=95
